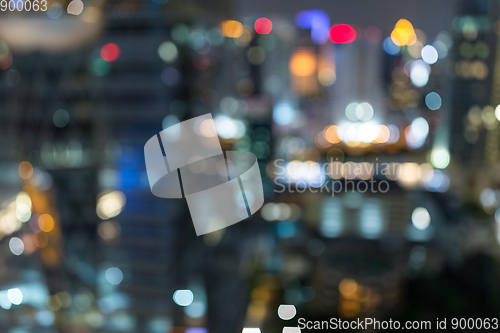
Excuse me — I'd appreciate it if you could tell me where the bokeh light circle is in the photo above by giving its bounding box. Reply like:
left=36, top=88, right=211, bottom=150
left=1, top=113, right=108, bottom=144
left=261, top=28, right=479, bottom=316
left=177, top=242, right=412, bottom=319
left=100, top=43, right=121, bottom=62
left=329, top=24, right=356, bottom=44
left=254, top=17, right=273, bottom=34
left=412, top=207, right=431, bottom=230
left=425, top=92, right=442, bottom=110
left=173, top=290, right=194, bottom=307
left=421, top=45, right=438, bottom=64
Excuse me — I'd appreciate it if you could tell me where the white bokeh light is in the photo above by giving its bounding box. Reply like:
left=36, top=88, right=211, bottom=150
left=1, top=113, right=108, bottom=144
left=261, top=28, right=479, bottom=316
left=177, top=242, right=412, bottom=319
left=7, top=288, right=23, bottom=305
left=345, top=102, right=359, bottom=121
left=357, top=122, right=380, bottom=143
left=495, top=105, right=500, bottom=121
left=173, top=289, right=194, bottom=307
left=9, top=237, right=24, bottom=256
left=355, top=102, right=374, bottom=121
left=273, top=102, right=296, bottom=125
left=430, top=147, right=450, bottom=169
left=214, top=115, right=246, bottom=139
left=421, top=45, right=438, bottom=64
left=410, top=61, right=430, bottom=87
left=412, top=207, right=431, bottom=230
left=105, top=267, right=124, bottom=285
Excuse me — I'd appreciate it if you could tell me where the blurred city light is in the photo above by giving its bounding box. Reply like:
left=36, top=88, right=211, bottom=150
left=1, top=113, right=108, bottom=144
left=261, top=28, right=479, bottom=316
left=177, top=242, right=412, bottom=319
left=406, top=117, right=429, bottom=148
left=96, top=191, right=126, bottom=220
left=38, top=214, right=54, bottom=232
left=397, top=163, right=422, bottom=187
left=173, top=290, right=194, bottom=307
left=7, top=288, right=23, bottom=306
left=220, top=20, right=244, bottom=38
left=321, top=198, right=343, bottom=238
left=421, top=45, right=438, bottom=64
left=53, top=109, right=70, bottom=128
left=383, top=37, right=401, bottom=55
left=425, top=92, right=442, bottom=110
left=105, top=267, right=124, bottom=286
left=67, top=0, right=84, bottom=15
left=409, top=60, right=430, bottom=87
left=47, top=4, right=63, bottom=19
left=185, top=328, right=208, bottom=333
left=356, top=102, right=374, bottom=121
left=214, top=115, right=246, bottom=139
left=324, top=125, right=343, bottom=144
left=273, top=102, right=296, bottom=125
left=100, top=43, right=121, bottom=62
left=98, top=221, right=121, bottom=241
left=158, top=41, right=178, bottom=62
left=289, top=49, right=316, bottom=76
left=391, top=19, right=417, bottom=46
left=411, top=207, right=431, bottom=230
left=9, top=237, right=24, bottom=256
left=329, top=24, right=356, bottom=44
left=185, top=300, right=206, bottom=318
left=18, top=161, right=33, bottom=180
left=360, top=201, right=384, bottom=239
left=295, top=9, right=330, bottom=44
left=430, top=147, right=451, bottom=169
left=254, top=17, right=273, bottom=34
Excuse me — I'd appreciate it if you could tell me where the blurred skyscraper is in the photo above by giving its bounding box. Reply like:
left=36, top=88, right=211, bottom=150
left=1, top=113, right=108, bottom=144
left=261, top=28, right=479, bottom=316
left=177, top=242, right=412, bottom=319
left=449, top=0, right=499, bottom=167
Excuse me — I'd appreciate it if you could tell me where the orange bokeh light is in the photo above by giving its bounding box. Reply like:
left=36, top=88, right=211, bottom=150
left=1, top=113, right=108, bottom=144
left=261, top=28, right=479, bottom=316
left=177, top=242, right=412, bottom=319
left=18, top=161, right=33, bottom=180
left=391, top=19, right=417, bottom=46
left=373, top=125, right=390, bottom=143
left=289, top=50, right=316, bottom=77
left=324, top=125, right=343, bottom=144
left=220, top=20, right=244, bottom=38
left=38, top=214, right=55, bottom=232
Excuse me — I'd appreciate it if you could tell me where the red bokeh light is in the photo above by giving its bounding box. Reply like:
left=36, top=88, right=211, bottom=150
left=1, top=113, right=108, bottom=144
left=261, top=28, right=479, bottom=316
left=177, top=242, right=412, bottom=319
left=254, top=17, right=273, bottom=34
left=100, top=43, right=121, bottom=62
left=365, top=26, right=382, bottom=43
left=351, top=24, right=364, bottom=41
left=329, top=24, right=357, bottom=44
